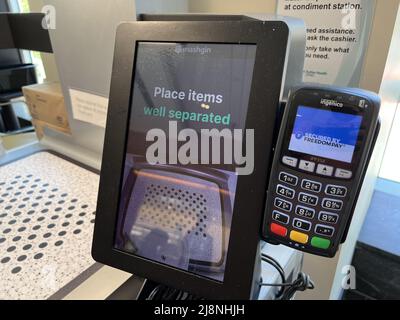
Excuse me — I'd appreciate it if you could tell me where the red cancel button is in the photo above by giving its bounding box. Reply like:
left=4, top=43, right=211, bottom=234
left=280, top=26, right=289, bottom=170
left=270, top=223, right=288, bottom=237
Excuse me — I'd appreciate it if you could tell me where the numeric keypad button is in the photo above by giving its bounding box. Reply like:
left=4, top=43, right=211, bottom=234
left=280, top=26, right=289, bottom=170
left=293, top=218, right=312, bottom=232
left=274, top=198, right=292, bottom=212
left=298, top=192, right=318, bottom=206
left=295, top=206, right=315, bottom=219
left=325, top=185, right=347, bottom=197
left=322, top=198, right=343, bottom=211
left=301, top=179, right=322, bottom=193
left=318, top=212, right=339, bottom=224
left=279, top=172, right=298, bottom=186
left=276, top=185, right=295, bottom=200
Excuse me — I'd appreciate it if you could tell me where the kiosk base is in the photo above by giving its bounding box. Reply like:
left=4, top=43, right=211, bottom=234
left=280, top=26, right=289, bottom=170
left=106, top=244, right=303, bottom=300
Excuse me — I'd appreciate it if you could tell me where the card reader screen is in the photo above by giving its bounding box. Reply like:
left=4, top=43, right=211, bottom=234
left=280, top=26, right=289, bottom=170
left=289, top=106, right=363, bottom=163
left=114, top=42, right=257, bottom=282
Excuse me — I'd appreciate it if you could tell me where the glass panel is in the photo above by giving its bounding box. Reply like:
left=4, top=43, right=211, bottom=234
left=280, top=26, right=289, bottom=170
left=17, top=0, right=29, bottom=12
left=16, top=0, right=47, bottom=83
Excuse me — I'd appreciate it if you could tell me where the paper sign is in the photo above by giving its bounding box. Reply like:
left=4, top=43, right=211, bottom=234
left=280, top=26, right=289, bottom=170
left=69, top=88, right=109, bottom=128
left=277, top=0, right=375, bottom=86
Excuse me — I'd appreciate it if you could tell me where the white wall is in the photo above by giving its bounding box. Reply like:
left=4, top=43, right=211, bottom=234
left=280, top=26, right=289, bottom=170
left=189, top=0, right=276, bottom=14
left=136, top=0, right=188, bottom=15
left=377, top=13, right=400, bottom=183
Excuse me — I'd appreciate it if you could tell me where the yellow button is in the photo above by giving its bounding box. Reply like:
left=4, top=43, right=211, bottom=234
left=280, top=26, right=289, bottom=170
left=290, top=230, right=309, bottom=244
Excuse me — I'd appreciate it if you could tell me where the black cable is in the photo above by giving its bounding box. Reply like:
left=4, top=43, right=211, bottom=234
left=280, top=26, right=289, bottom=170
left=145, top=284, right=203, bottom=301
left=146, top=255, right=313, bottom=301
left=261, top=254, right=286, bottom=298
left=281, top=273, right=315, bottom=300
left=262, top=253, right=285, bottom=278
left=161, top=287, right=176, bottom=300
left=145, top=285, right=162, bottom=300
left=260, top=282, right=295, bottom=287
left=260, top=254, right=314, bottom=300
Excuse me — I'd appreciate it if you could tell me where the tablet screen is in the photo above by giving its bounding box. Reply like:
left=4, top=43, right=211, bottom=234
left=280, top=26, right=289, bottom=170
left=115, top=42, right=256, bottom=282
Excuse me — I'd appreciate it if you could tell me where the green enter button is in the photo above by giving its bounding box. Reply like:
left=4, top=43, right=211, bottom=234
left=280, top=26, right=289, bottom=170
left=311, top=237, right=331, bottom=250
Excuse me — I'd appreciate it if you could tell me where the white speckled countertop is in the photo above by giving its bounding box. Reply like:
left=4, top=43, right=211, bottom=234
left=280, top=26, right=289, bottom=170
left=0, top=152, right=99, bottom=299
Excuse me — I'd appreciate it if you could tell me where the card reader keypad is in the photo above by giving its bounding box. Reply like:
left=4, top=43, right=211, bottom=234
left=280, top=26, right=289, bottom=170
left=270, top=164, right=350, bottom=252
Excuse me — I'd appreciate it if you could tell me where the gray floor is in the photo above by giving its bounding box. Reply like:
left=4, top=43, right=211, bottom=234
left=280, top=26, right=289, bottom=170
left=358, top=178, right=400, bottom=257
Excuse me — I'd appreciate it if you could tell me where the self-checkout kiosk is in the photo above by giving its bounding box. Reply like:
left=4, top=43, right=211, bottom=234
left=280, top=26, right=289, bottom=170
left=93, top=14, right=379, bottom=300
left=92, top=14, right=308, bottom=300
left=0, top=3, right=380, bottom=300
left=0, top=6, right=306, bottom=299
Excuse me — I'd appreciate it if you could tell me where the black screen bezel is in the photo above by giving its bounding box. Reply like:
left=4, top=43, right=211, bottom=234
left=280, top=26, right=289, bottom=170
left=91, top=21, right=289, bottom=299
left=281, top=90, right=373, bottom=175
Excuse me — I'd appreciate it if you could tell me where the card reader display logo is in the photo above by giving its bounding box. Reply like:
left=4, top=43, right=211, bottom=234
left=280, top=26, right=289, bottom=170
left=299, top=133, right=345, bottom=148
left=294, top=129, right=344, bottom=149
left=175, top=45, right=212, bottom=55
left=320, top=99, right=344, bottom=108
left=289, top=106, right=362, bottom=163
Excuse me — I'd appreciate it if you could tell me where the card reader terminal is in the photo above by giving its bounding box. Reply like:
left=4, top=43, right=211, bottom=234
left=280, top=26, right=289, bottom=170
left=262, top=86, right=380, bottom=257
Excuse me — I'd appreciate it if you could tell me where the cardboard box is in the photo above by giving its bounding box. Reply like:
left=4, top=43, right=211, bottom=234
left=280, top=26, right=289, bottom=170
left=22, top=82, right=71, bottom=138
left=31, top=119, right=71, bottom=140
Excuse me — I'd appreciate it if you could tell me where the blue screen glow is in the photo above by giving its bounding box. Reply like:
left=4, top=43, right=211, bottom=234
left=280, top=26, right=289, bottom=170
left=288, top=106, right=363, bottom=163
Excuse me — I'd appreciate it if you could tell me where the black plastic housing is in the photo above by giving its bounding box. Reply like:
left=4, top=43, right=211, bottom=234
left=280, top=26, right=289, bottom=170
left=262, top=86, right=381, bottom=258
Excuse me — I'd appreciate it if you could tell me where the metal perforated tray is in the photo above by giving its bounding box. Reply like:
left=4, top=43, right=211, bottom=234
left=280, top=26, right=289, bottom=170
left=124, top=169, right=224, bottom=269
left=0, top=152, right=99, bottom=299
